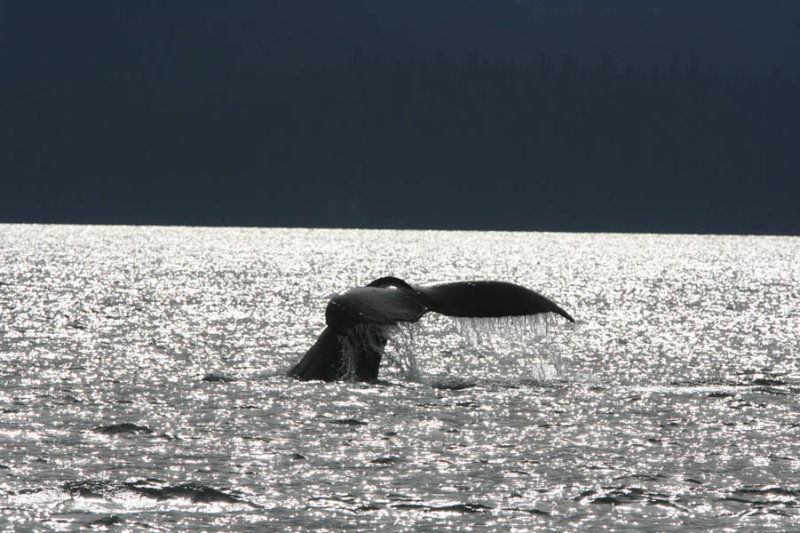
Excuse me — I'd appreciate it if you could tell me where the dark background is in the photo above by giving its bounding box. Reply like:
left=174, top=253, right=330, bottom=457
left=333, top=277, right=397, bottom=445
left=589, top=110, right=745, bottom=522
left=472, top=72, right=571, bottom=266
left=2, top=1, right=799, bottom=234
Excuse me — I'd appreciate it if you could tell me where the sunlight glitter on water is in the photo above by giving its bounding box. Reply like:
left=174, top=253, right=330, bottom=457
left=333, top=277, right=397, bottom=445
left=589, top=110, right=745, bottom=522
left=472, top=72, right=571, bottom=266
left=1, top=225, right=799, bottom=531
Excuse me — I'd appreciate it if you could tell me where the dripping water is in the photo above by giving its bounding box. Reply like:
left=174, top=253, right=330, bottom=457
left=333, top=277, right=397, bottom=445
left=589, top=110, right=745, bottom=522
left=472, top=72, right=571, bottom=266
left=383, top=312, right=567, bottom=382
left=383, top=322, right=421, bottom=381
left=337, top=324, right=390, bottom=381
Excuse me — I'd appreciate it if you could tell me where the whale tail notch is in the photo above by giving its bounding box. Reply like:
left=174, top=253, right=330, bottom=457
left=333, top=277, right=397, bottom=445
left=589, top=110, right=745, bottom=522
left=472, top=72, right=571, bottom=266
left=288, top=277, right=574, bottom=382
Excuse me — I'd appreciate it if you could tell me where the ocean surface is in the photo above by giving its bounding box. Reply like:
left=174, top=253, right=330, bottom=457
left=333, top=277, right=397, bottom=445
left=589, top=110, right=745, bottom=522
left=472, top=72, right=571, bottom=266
left=1, top=224, right=798, bottom=531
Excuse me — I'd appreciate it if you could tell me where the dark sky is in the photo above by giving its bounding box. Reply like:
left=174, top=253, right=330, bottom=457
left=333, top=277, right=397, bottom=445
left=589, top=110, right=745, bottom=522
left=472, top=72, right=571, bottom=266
left=2, top=1, right=799, bottom=234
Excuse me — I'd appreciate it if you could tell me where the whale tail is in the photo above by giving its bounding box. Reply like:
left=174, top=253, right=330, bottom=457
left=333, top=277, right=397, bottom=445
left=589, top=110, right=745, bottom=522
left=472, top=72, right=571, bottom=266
left=288, top=324, right=390, bottom=383
left=288, top=277, right=574, bottom=382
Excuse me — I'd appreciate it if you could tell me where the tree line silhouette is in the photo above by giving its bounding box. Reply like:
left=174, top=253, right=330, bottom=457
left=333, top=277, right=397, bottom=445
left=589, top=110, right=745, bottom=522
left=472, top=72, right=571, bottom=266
left=4, top=55, right=798, bottom=233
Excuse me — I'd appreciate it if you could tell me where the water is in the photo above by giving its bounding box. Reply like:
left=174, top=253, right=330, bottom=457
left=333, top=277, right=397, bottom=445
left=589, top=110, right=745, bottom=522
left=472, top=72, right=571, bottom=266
left=1, top=224, right=798, bottom=531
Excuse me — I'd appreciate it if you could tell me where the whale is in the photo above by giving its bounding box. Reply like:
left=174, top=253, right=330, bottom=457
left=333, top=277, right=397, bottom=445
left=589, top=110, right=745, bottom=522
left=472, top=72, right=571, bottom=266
left=288, top=276, right=574, bottom=382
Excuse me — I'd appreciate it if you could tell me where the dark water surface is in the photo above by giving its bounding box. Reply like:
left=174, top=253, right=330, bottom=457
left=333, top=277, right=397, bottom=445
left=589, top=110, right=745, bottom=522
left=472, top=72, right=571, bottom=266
left=1, top=225, right=798, bottom=531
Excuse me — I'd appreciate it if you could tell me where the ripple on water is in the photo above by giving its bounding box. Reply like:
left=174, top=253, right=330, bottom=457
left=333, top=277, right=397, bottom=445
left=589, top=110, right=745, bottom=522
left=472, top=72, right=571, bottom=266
left=0, top=226, right=799, bottom=531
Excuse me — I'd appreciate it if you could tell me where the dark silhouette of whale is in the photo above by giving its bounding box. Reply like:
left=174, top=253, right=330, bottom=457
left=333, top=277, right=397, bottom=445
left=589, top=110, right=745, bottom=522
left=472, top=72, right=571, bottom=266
left=289, top=276, right=574, bottom=382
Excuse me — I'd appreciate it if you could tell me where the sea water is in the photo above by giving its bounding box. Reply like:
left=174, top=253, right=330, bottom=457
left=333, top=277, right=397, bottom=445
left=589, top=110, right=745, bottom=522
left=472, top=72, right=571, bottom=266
left=0, top=224, right=798, bottom=531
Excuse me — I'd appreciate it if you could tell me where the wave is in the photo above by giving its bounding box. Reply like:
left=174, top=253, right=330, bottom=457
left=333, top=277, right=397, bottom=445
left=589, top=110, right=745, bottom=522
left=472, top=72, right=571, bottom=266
left=92, top=423, right=153, bottom=436
left=61, top=479, right=254, bottom=506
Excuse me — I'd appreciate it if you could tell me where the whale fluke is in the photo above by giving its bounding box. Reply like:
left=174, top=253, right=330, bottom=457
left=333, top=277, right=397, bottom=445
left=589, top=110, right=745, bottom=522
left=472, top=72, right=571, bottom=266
left=415, top=280, right=574, bottom=322
left=289, top=277, right=574, bottom=382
